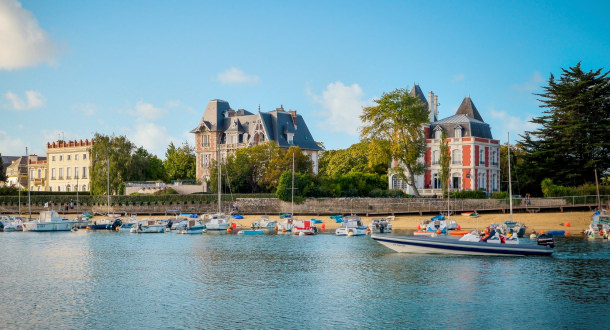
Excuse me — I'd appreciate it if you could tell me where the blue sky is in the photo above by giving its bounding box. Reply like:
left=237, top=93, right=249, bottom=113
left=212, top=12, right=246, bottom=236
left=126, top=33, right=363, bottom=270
left=1, top=0, right=608, bottom=158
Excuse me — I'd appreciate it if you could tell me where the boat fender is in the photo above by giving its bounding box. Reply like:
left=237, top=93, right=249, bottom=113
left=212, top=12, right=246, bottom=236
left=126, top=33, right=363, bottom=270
left=537, top=233, right=555, bottom=248
left=274, top=225, right=278, bottom=231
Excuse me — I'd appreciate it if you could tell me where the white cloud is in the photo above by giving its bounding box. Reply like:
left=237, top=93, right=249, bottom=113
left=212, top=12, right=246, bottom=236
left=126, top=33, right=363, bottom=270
left=512, top=72, right=544, bottom=92
left=131, top=122, right=176, bottom=157
left=0, top=0, right=58, bottom=70
left=217, top=67, right=260, bottom=85
left=0, top=130, right=26, bottom=155
left=129, top=101, right=166, bottom=121
left=4, top=90, right=45, bottom=110
left=452, top=73, right=465, bottom=82
left=489, top=107, right=539, bottom=138
left=309, top=82, right=373, bottom=136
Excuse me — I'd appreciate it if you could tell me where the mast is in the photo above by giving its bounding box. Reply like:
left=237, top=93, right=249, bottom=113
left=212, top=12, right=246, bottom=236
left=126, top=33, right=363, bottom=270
left=508, top=133, right=513, bottom=221
left=107, top=156, right=110, bottom=216
left=27, top=147, right=31, bottom=219
left=291, top=152, right=295, bottom=216
left=217, top=134, right=221, bottom=214
left=595, top=169, right=601, bottom=210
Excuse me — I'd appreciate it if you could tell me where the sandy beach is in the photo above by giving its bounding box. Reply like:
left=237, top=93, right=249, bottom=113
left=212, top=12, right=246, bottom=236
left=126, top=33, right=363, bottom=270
left=61, top=210, right=594, bottom=235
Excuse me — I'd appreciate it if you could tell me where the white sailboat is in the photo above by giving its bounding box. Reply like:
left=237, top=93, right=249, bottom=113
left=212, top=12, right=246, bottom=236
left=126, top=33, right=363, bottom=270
left=206, top=144, right=230, bottom=231
left=290, top=153, right=318, bottom=236
left=498, top=133, right=526, bottom=237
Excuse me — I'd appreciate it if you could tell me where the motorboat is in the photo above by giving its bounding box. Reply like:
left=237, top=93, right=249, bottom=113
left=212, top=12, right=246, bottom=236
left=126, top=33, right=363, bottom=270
left=335, top=216, right=367, bottom=236
left=130, top=219, right=166, bottom=233
left=176, top=219, right=206, bottom=234
left=415, top=217, right=460, bottom=235
left=368, top=217, right=393, bottom=234
left=3, top=217, right=24, bottom=232
left=23, top=210, right=76, bottom=232
left=118, top=222, right=136, bottom=231
left=499, top=220, right=527, bottom=237
left=205, top=213, right=230, bottom=231
left=293, top=219, right=318, bottom=235
left=371, top=231, right=554, bottom=256
left=251, top=215, right=277, bottom=230
left=238, top=229, right=264, bottom=235
left=584, top=211, right=610, bottom=239
left=277, top=214, right=294, bottom=232
left=86, top=218, right=122, bottom=230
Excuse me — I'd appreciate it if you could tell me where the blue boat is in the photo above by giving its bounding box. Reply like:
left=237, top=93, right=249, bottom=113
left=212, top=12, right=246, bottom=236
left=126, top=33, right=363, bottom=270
left=310, top=219, right=323, bottom=224
left=330, top=215, right=344, bottom=223
left=232, top=214, right=244, bottom=219
left=239, top=229, right=264, bottom=235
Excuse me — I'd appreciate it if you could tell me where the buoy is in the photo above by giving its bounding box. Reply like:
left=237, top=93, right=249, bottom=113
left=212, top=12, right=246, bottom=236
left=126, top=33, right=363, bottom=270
left=530, top=234, right=536, bottom=239
left=321, top=223, right=326, bottom=230
left=565, top=230, right=570, bottom=236
left=282, top=229, right=287, bottom=232
left=417, top=224, right=421, bottom=230
left=232, top=223, right=237, bottom=229
left=458, top=225, right=461, bottom=230
left=565, top=222, right=571, bottom=227
left=540, top=230, right=545, bottom=234
left=436, top=230, right=442, bottom=235
left=227, top=228, right=232, bottom=233
left=274, top=225, right=278, bottom=231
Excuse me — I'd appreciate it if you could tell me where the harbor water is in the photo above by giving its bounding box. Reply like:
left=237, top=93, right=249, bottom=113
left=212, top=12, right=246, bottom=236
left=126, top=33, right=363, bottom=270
left=1, top=231, right=609, bottom=329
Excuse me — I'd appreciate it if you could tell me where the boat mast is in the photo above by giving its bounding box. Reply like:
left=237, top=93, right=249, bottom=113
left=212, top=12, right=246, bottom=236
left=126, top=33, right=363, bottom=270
left=27, top=147, right=31, bottom=219
left=107, top=156, right=110, bottom=216
left=217, top=134, right=221, bottom=214
left=508, top=133, right=513, bottom=221
left=595, top=169, right=601, bottom=210
left=290, top=152, right=294, bottom=217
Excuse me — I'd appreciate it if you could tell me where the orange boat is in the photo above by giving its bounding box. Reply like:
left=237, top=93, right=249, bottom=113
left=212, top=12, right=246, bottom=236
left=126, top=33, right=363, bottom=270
left=450, top=230, right=471, bottom=236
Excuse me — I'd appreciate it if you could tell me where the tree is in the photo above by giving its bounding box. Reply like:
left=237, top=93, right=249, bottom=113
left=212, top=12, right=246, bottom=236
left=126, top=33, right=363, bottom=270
left=438, top=130, right=450, bottom=197
left=164, top=142, right=196, bottom=182
left=360, top=87, right=429, bottom=196
left=318, top=141, right=388, bottom=178
left=520, top=63, right=610, bottom=192
left=133, top=147, right=166, bottom=181
left=261, top=146, right=313, bottom=192
left=90, top=133, right=138, bottom=195
left=0, top=153, right=6, bottom=182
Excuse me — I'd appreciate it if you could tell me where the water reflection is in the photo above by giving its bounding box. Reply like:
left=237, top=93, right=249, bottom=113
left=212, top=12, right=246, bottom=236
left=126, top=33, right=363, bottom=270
left=0, top=232, right=609, bottom=328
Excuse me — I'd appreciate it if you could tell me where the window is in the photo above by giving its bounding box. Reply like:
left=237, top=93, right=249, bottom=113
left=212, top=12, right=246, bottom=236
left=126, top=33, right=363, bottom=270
left=67, top=155, right=71, bottom=161
left=75, top=154, right=79, bottom=160
left=434, top=129, right=441, bottom=140
left=37, top=169, right=41, bottom=178
left=391, top=175, right=408, bottom=190
left=432, top=150, right=439, bottom=165
left=492, top=150, right=498, bottom=165
left=59, top=168, right=63, bottom=179
left=454, top=126, right=462, bottom=138
left=57, top=186, right=61, bottom=192
left=478, top=172, right=486, bottom=191
left=75, top=167, right=79, bottom=179
left=67, top=167, right=71, bottom=179
left=82, top=167, right=87, bottom=178
left=52, top=168, right=55, bottom=179
left=452, top=149, right=462, bottom=164
left=203, top=135, right=210, bottom=147
left=49, top=186, right=52, bottom=192
left=479, top=148, right=485, bottom=165
left=83, top=153, right=87, bottom=160
left=60, top=155, right=63, bottom=161
left=30, top=169, right=34, bottom=178
left=37, top=186, right=41, bottom=191
left=492, top=173, right=497, bottom=191
left=52, top=156, right=56, bottom=161
left=287, top=133, right=294, bottom=144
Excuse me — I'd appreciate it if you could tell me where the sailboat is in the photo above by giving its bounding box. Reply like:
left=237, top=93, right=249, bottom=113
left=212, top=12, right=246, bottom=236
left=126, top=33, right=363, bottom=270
left=205, top=144, right=230, bottom=231
left=498, top=133, right=526, bottom=237
left=289, top=153, right=318, bottom=236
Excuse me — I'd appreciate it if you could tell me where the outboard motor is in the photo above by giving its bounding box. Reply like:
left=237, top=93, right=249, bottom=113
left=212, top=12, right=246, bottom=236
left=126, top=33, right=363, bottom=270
left=167, top=220, right=173, bottom=229
left=379, top=222, right=385, bottom=233
left=111, top=218, right=122, bottom=231
left=0, top=221, right=4, bottom=232
left=537, top=233, right=555, bottom=249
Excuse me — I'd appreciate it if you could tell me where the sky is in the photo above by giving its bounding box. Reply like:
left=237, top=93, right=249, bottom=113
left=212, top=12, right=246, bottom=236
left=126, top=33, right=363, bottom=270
left=1, top=0, right=609, bottom=158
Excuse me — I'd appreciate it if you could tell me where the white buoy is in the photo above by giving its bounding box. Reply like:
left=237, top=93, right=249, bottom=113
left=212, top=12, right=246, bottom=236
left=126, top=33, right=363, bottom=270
left=299, top=232, right=305, bottom=236
left=530, top=233, right=537, bottom=239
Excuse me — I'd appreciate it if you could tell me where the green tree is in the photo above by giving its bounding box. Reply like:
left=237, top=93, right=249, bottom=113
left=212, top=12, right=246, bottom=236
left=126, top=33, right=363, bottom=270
left=90, top=133, right=137, bottom=195
left=319, top=141, right=388, bottom=178
left=133, top=147, right=166, bottom=181
left=0, top=153, right=6, bottom=182
left=360, top=87, right=429, bottom=196
left=520, top=63, right=610, bottom=192
left=261, top=146, right=313, bottom=192
left=164, top=142, right=196, bottom=181
left=438, top=130, right=450, bottom=197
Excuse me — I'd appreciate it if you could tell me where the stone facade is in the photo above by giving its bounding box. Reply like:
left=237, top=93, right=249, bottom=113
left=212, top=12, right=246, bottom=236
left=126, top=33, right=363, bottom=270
left=47, top=139, right=93, bottom=192
left=28, top=156, right=48, bottom=192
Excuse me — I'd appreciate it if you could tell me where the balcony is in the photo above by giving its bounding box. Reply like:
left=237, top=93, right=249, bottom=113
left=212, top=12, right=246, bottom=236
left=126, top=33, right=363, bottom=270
left=66, top=176, right=72, bottom=179
left=58, top=176, right=64, bottom=180
left=451, top=160, right=462, bottom=165
left=51, top=177, right=56, bottom=180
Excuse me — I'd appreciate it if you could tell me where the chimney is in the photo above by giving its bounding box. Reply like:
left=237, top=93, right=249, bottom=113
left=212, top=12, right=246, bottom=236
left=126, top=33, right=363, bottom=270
left=433, top=94, right=438, bottom=121
left=288, top=110, right=297, bottom=128
left=428, top=91, right=436, bottom=122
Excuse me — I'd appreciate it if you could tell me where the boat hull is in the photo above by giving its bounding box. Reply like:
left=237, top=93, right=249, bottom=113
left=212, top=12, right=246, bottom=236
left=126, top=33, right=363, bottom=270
left=335, top=227, right=367, bottom=236
left=23, top=222, right=75, bottom=232
left=371, top=235, right=553, bottom=256
left=176, top=225, right=205, bottom=234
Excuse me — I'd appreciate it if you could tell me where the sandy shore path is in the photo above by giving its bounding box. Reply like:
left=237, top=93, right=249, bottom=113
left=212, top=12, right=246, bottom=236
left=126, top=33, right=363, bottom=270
left=70, top=210, right=593, bottom=235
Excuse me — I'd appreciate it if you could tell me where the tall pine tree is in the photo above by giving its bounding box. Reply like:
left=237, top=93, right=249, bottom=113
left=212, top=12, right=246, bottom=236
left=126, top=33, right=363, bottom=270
left=519, top=63, right=610, bottom=192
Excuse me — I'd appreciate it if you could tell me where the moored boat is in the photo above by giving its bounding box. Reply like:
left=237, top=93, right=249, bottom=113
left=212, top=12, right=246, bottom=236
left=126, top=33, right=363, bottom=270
left=23, top=210, right=76, bottom=232
left=176, top=219, right=206, bottom=234
left=335, top=216, right=367, bottom=236
left=584, top=211, right=610, bottom=239
left=368, top=217, right=392, bottom=233
left=371, top=233, right=554, bottom=256
left=130, top=219, right=166, bottom=233
left=293, top=219, right=318, bottom=235
left=251, top=215, right=277, bottom=230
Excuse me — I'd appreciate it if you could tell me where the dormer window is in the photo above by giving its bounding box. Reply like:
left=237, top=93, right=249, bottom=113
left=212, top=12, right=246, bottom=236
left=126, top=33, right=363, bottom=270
left=454, top=125, right=462, bottom=138
left=434, top=126, right=443, bottom=140
left=287, top=133, right=294, bottom=144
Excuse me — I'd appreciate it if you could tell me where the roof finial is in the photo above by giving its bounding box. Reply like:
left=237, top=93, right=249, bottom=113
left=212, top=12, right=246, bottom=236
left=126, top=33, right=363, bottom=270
left=258, top=104, right=260, bottom=113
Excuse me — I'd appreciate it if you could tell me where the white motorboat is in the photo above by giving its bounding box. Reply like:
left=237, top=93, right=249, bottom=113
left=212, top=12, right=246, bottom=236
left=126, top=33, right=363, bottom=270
left=584, top=211, right=610, bottom=239
left=3, top=217, right=24, bottom=232
left=251, top=215, right=277, bottom=230
left=130, top=219, right=166, bottom=233
left=335, top=216, right=367, bottom=236
left=276, top=214, right=294, bottom=232
left=292, top=219, right=318, bottom=235
left=118, top=222, right=136, bottom=231
left=176, top=219, right=206, bottom=234
left=371, top=231, right=554, bottom=256
left=368, top=217, right=393, bottom=233
left=206, top=213, right=230, bottom=231
left=23, top=210, right=76, bottom=232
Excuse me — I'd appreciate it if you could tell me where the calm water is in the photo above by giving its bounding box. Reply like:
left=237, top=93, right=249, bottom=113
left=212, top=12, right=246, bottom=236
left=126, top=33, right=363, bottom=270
left=1, top=230, right=609, bottom=329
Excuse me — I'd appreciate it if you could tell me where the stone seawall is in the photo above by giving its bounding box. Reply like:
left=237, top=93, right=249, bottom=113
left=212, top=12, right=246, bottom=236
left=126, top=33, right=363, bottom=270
left=1, top=197, right=568, bottom=216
